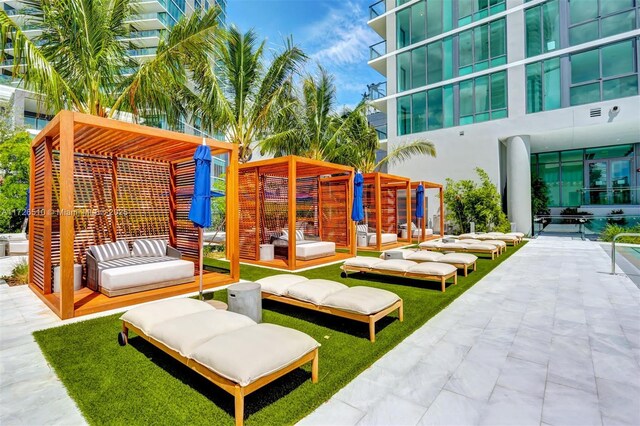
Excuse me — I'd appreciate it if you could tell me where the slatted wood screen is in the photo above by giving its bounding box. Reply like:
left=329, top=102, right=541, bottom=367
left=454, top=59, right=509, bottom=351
left=363, top=183, right=376, bottom=230
left=296, top=177, right=319, bottom=239
left=380, top=187, right=397, bottom=234
left=239, top=168, right=258, bottom=260
left=174, top=160, right=199, bottom=271
left=31, top=144, right=46, bottom=290
left=320, top=179, right=349, bottom=247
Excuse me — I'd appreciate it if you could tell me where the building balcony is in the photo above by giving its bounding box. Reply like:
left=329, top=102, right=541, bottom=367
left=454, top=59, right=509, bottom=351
left=368, top=40, right=387, bottom=77
left=125, top=12, right=170, bottom=29
left=367, top=81, right=386, bottom=101
left=368, top=0, right=386, bottom=37
left=23, top=115, right=51, bottom=131
left=127, top=47, right=158, bottom=58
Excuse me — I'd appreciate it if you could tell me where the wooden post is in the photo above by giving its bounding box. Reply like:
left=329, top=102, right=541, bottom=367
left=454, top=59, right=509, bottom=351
left=110, top=157, right=118, bottom=242
left=405, top=180, right=411, bottom=243
left=287, top=157, right=297, bottom=270
left=168, top=163, right=177, bottom=248
left=227, top=148, right=240, bottom=281
left=317, top=178, right=323, bottom=241
left=348, top=172, right=356, bottom=256
left=375, top=173, right=382, bottom=251
left=439, top=186, right=445, bottom=237
left=28, top=144, right=36, bottom=287
left=59, top=111, right=75, bottom=319
left=42, top=138, right=53, bottom=293
left=254, top=170, right=260, bottom=260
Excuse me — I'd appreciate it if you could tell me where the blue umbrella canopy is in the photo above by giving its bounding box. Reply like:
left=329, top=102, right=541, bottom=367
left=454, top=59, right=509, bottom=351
left=188, top=144, right=212, bottom=228
left=351, top=172, right=365, bottom=222
left=416, top=183, right=425, bottom=219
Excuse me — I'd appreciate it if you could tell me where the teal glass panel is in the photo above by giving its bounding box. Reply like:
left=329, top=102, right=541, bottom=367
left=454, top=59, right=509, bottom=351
left=526, top=62, right=543, bottom=113
left=571, top=49, right=599, bottom=84
left=542, top=0, right=559, bottom=52
left=490, top=56, right=507, bottom=67
left=411, top=46, right=427, bottom=89
left=490, top=71, right=507, bottom=110
left=443, top=37, right=454, bottom=80
left=569, top=0, right=597, bottom=24
left=570, top=82, right=600, bottom=105
left=475, top=75, right=490, bottom=113
left=600, top=0, right=634, bottom=15
left=490, top=19, right=506, bottom=59
left=459, top=0, right=473, bottom=21
left=459, top=30, right=473, bottom=68
left=397, top=8, right=411, bottom=49
left=476, top=112, right=490, bottom=122
left=561, top=161, right=584, bottom=206
left=443, top=85, right=454, bottom=127
left=531, top=154, right=538, bottom=166
left=397, top=0, right=411, bottom=5
left=427, top=88, right=443, bottom=130
left=492, top=109, right=508, bottom=119
left=489, top=3, right=505, bottom=14
left=570, top=21, right=599, bottom=46
left=426, top=0, right=442, bottom=38
left=603, top=75, right=639, bottom=100
left=411, top=2, right=426, bottom=44
left=602, top=40, right=634, bottom=78
left=601, top=10, right=636, bottom=38
left=397, top=52, right=411, bottom=92
left=541, top=162, right=560, bottom=207
left=539, top=152, right=559, bottom=163
left=525, top=6, right=542, bottom=57
left=460, top=116, right=474, bottom=125
left=459, top=79, right=474, bottom=116
left=475, top=60, right=489, bottom=71
left=397, top=96, right=412, bottom=136
left=412, top=92, right=427, bottom=133
left=459, top=66, right=473, bottom=76
left=586, top=145, right=633, bottom=159
left=561, top=150, right=583, bottom=162
left=427, top=42, right=442, bottom=84
left=475, top=24, right=489, bottom=61
left=543, top=58, right=561, bottom=110
left=443, top=0, right=453, bottom=32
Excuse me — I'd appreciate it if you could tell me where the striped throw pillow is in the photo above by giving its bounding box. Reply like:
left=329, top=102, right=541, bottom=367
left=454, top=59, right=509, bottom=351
left=357, top=224, right=368, bottom=233
left=132, top=239, right=167, bottom=257
left=90, top=240, right=130, bottom=262
left=295, top=229, right=305, bottom=241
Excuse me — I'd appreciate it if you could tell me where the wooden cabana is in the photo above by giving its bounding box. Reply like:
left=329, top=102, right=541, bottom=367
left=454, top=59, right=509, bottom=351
left=28, top=111, right=239, bottom=319
left=238, top=156, right=356, bottom=271
left=360, top=172, right=412, bottom=251
left=411, top=181, right=445, bottom=242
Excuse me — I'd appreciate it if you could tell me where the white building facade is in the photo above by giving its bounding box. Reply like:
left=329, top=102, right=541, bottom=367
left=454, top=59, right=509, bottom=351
left=367, top=0, right=640, bottom=234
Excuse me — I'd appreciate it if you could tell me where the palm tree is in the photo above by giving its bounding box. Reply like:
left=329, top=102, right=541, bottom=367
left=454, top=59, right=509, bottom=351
left=185, top=26, right=306, bottom=163
left=0, top=0, right=221, bottom=123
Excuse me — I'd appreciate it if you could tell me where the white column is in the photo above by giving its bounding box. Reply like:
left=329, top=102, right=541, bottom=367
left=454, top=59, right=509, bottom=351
left=506, top=135, right=532, bottom=235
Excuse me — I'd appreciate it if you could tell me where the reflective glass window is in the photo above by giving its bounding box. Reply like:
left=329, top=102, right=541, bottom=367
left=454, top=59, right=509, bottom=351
left=411, top=46, right=427, bottom=89
left=397, top=8, right=411, bottom=49
left=397, top=96, right=411, bottom=136
left=397, top=52, right=411, bottom=92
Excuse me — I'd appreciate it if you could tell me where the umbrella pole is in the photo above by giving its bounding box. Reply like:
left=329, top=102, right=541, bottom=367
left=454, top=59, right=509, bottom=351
left=199, top=227, right=204, bottom=300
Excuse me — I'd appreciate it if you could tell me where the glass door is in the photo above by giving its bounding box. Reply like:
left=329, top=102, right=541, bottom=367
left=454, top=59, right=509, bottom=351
left=611, top=159, right=632, bottom=205
left=586, top=161, right=608, bottom=205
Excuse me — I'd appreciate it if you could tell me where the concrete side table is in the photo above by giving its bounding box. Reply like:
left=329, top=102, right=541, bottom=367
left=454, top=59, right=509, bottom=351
left=357, top=233, right=368, bottom=247
left=259, top=244, right=274, bottom=261
left=53, top=264, right=83, bottom=293
left=227, top=282, right=262, bottom=323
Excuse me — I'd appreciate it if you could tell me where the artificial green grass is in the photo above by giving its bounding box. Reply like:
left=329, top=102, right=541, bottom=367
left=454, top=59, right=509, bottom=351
left=34, top=243, right=525, bottom=425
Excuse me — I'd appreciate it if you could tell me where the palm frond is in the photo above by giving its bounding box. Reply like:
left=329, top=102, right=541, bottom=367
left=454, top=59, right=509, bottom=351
left=376, top=139, right=437, bottom=171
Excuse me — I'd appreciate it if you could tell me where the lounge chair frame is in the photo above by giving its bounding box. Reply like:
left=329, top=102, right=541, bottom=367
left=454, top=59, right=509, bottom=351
left=341, top=265, right=458, bottom=293
left=422, top=245, right=499, bottom=260
left=120, top=320, right=319, bottom=426
left=262, top=292, right=403, bottom=343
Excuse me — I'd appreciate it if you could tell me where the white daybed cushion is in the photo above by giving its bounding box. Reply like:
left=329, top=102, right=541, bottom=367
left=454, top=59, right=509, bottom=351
left=438, top=253, right=478, bottom=265
left=374, top=259, right=417, bottom=272
left=439, top=243, right=468, bottom=250
left=369, top=233, right=398, bottom=246
left=465, top=243, right=498, bottom=251
left=408, top=262, right=457, bottom=276
left=101, top=259, right=194, bottom=292
left=406, top=251, right=444, bottom=262
left=485, top=232, right=505, bottom=236
left=256, top=274, right=309, bottom=296
left=343, top=256, right=385, bottom=269
left=419, top=241, right=443, bottom=249
left=120, top=298, right=214, bottom=335
left=90, top=240, right=130, bottom=262
left=458, top=233, right=479, bottom=240
left=191, top=323, right=319, bottom=386
left=286, top=279, right=348, bottom=305
left=132, top=239, right=167, bottom=257
left=296, top=241, right=335, bottom=259
left=0, top=233, right=27, bottom=241
left=321, top=286, right=400, bottom=315
left=379, top=248, right=417, bottom=259
left=507, top=232, right=525, bottom=238
left=9, top=240, right=29, bottom=254
left=149, top=310, right=256, bottom=357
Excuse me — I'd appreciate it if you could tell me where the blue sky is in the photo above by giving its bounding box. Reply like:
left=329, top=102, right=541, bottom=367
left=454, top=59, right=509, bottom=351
left=227, top=0, right=384, bottom=109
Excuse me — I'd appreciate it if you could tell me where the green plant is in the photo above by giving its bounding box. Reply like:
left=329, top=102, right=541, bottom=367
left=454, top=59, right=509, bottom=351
left=443, top=168, right=510, bottom=234
left=607, top=209, right=627, bottom=226
left=559, top=207, right=592, bottom=224
left=531, top=177, right=550, bottom=216
left=4, top=258, right=29, bottom=285
left=0, top=128, right=30, bottom=233
left=600, top=223, right=640, bottom=243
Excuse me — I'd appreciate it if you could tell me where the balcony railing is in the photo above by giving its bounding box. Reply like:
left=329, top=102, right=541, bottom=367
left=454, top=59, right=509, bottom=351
left=369, top=40, right=386, bottom=60
left=367, top=81, right=386, bottom=100
left=127, top=12, right=170, bottom=27
left=24, top=115, right=51, bottom=131
left=375, top=125, right=388, bottom=140
left=127, top=47, right=158, bottom=57
left=580, top=187, right=639, bottom=206
left=120, top=29, right=163, bottom=40
left=369, top=0, right=385, bottom=19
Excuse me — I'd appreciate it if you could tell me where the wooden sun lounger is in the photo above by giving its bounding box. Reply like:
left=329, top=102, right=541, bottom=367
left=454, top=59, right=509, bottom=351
left=341, top=264, right=457, bottom=293
left=261, top=292, right=403, bottom=343
left=421, top=245, right=499, bottom=260
left=119, top=321, right=318, bottom=426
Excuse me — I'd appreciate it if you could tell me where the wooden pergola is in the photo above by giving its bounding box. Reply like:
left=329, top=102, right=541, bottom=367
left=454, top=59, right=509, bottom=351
left=360, top=172, right=412, bottom=251
left=28, top=111, right=239, bottom=319
left=411, top=181, right=445, bottom=242
left=238, top=156, right=356, bottom=271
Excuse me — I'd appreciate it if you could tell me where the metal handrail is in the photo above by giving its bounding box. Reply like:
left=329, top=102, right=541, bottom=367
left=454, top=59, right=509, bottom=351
left=369, top=0, right=385, bottom=19
left=611, top=233, right=640, bottom=274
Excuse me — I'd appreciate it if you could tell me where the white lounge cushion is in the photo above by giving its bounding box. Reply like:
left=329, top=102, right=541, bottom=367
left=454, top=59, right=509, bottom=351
left=465, top=243, right=498, bottom=251
left=408, top=262, right=457, bottom=276
left=101, top=259, right=194, bottom=292
left=440, top=243, right=468, bottom=250
left=120, top=298, right=214, bottom=335
left=406, top=251, right=444, bottom=262
left=379, top=249, right=416, bottom=259
left=256, top=274, right=309, bottom=296
left=321, top=286, right=400, bottom=315
left=296, top=241, right=335, bottom=260
left=419, top=241, right=443, bottom=249
left=439, top=253, right=478, bottom=265
left=90, top=240, right=130, bottom=262
left=374, top=259, right=417, bottom=272
left=507, top=232, right=525, bottom=238
left=480, top=239, right=507, bottom=248
left=343, top=256, right=384, bottom=269
left=356, top=224, right=368, bottom=233
left=149, top=310, right=256, bottom=358
left=369, top=233, right=397, bottom=245
left=191, top=323, right=319, bottom=386
left=0, top=233, right=27, bottom=241
left=457, top=238, right=482, bottom=244
left=458, top=233, right=479, bottom=240
left=286, top=279, right=348, bottom=305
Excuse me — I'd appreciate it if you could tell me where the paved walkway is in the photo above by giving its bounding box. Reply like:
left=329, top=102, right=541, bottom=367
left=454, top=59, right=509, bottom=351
left=300, top=237, right=640, bottom=426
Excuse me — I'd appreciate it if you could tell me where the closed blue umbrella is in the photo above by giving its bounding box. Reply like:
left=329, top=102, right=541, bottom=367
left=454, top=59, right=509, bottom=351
left=351, top=173, right=364, bottom=255
left=188, top=141, right=212, bottom=300
left=415, top=184, right=424, bottom=243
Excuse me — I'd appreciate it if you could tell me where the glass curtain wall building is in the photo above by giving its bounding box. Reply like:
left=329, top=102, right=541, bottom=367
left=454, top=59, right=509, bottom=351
left=367, top=0, right=640, bottom=234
